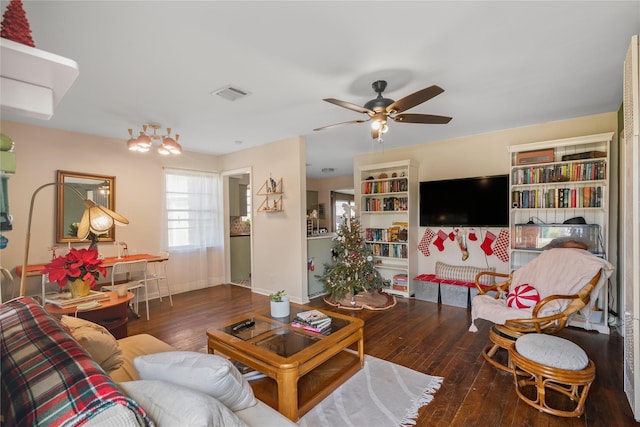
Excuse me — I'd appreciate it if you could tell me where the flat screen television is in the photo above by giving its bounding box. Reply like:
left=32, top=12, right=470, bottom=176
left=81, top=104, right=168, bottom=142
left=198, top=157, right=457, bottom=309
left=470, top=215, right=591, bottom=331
left=419, top=175, right=509, bottom=227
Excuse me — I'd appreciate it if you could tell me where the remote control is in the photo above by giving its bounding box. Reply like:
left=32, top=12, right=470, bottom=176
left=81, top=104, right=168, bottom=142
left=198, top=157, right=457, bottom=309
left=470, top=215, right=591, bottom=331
left=232, top=320, right=255, bottom=331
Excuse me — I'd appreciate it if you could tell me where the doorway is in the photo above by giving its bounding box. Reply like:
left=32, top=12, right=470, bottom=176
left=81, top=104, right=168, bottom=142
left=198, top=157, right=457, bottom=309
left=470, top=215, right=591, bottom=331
left=331, top=189, right=355, bottom=232
left=223, top=169, right=252, bottom=287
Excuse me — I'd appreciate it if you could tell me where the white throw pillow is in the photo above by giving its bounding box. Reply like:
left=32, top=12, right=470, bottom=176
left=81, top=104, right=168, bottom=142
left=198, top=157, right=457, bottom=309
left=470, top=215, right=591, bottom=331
left=435, top=262, right=496, bottom=286
left=133, top=351, right=257, bottom=411
left=120, top=380, right=248, bottom=427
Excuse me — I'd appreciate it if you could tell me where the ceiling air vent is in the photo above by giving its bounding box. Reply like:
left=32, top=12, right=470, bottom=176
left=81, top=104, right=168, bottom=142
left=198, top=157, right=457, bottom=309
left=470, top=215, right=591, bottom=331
left=211, top=85, right=250, bottom=101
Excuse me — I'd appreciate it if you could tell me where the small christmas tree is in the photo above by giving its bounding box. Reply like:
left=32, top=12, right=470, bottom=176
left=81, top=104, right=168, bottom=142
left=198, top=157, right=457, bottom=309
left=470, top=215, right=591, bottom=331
left=1, top=0, right=35, bottom=47
left=320, top=215, right=388, bottom=302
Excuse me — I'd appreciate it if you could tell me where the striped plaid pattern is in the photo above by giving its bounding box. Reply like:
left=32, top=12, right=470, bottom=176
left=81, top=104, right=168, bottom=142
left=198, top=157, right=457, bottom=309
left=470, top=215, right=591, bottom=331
left=1, top=297, right=151, bottom=426
left=415, top=274, right=484, bottom=289
left=435, top=262, right=495, bottom=286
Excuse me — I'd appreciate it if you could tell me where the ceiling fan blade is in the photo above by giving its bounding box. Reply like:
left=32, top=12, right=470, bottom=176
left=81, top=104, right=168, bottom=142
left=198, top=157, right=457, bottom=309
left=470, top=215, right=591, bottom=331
left=392, top=113, right=452, bottom=124
left=386, top=85, right=445, bottom=114
left=313, top=118, right=369, bottom=131
left=323, top=98, right=375, bottom=115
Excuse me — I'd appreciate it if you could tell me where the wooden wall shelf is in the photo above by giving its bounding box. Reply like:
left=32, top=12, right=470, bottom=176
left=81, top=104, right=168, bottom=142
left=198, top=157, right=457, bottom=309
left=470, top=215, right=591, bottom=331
left=257, top=177, right=283, bottom=212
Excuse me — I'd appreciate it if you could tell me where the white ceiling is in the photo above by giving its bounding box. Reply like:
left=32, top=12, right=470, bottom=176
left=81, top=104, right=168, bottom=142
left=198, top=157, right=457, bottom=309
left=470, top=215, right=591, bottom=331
left=3, top=1, right=639, bottom=178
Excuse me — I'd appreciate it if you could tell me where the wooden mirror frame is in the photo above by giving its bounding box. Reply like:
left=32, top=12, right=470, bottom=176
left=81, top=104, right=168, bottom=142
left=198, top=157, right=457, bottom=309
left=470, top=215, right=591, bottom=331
left=56, top=170, right=117, bottom=243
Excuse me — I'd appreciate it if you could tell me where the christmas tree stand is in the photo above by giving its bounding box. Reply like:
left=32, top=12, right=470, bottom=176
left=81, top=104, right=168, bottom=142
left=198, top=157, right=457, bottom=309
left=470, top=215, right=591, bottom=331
left=323, top=289, right=396, bottom=311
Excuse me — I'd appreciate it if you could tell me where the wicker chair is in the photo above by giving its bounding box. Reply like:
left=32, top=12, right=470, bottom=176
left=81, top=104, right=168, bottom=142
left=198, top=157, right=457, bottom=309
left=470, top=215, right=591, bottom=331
left=469, top=248, right=613, bottom=372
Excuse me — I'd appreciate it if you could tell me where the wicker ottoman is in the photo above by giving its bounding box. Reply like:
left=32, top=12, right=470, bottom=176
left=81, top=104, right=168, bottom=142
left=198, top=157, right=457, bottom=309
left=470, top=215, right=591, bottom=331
left=509, top=334, right=595, bottom=417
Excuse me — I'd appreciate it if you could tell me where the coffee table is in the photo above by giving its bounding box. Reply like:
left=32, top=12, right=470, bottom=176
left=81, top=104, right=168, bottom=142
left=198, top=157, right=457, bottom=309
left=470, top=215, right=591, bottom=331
left=206, top=303, right=364, bottom=421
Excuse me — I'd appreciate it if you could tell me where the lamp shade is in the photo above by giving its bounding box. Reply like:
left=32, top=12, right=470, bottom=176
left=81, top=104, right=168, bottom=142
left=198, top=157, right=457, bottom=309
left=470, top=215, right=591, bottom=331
left=21, top=182, right=130, bottom=298
left=127, top=138, right=140, bottom=151
left=136, top=133, right=152, bottom=148
left=76, top=200, right=129, bottom=239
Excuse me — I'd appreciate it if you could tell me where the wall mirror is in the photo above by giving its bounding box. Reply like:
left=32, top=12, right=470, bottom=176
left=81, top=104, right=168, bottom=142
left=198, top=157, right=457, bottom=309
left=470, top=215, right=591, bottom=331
left=56, top=170, right=116, bottom=243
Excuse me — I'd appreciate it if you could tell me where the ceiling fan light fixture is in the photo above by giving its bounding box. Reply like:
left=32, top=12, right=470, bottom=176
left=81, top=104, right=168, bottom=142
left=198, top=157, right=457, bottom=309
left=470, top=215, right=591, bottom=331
left=315, top=80, right=451, bottom=140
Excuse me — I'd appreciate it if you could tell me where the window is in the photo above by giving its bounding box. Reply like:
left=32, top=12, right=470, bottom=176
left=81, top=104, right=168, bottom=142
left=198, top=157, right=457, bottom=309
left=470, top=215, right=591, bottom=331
left=164, top=169, right=221, bottom=250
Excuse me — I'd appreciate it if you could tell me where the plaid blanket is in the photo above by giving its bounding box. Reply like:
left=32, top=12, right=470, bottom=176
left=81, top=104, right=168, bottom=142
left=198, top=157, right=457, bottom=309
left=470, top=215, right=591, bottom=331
left=1, top=297, right=151, bottom=426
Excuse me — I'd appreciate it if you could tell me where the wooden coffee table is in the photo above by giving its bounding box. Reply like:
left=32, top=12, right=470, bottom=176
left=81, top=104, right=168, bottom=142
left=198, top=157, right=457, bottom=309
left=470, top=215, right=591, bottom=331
left=206, top=303, right=364, bottom=421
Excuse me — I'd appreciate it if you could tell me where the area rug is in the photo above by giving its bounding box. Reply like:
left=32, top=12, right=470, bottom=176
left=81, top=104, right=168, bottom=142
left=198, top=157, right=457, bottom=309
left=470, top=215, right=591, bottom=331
left=298, top=355, right=443, bottom=427
left=323, top=289, right=397, bottom=311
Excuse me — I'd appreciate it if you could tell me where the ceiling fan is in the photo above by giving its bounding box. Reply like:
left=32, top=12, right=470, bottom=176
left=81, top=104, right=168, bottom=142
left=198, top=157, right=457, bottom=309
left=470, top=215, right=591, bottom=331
left=314, top=80, right=452, bottom=140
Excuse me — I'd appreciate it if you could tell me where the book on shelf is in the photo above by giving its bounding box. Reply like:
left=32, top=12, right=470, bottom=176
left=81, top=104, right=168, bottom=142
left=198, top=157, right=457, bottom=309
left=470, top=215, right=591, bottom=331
left=232, top=361, right=267, bottom=380
left=44, top=290, right=109, bottom=308
left=232, top=360, right=254, bottom=375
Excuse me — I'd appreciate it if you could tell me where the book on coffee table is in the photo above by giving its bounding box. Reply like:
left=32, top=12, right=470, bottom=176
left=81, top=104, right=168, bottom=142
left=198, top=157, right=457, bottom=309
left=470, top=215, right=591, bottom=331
left=44, top=290, right=109, bottom=308
left=296, top=309, right=330, bottom=324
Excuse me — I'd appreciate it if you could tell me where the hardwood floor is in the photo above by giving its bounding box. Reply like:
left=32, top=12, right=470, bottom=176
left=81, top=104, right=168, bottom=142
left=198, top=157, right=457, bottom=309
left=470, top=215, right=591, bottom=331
left=127, top=285, right=637, bottom=426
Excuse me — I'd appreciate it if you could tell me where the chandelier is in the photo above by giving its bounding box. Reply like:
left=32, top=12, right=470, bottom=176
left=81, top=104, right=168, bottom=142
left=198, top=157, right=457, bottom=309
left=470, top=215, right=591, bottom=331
left=126, top=123, right=183, bottom=155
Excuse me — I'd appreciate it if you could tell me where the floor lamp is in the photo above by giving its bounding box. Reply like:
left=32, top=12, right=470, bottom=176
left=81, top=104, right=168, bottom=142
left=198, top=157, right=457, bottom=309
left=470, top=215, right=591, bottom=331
left=20, top=182, right=129, bottom=298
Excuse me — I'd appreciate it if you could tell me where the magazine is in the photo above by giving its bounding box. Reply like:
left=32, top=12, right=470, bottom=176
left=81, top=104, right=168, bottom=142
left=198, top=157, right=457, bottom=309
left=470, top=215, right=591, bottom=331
left=296, top=309, right=329, bottom=323
left=44, top=290, right=109, bottom=308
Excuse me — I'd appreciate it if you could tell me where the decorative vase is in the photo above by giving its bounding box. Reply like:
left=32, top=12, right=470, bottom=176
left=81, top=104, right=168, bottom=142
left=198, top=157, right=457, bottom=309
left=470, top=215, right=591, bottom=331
left=270, top=297, right=290, bottom=318
left=68, top=278, right=91, bottom=298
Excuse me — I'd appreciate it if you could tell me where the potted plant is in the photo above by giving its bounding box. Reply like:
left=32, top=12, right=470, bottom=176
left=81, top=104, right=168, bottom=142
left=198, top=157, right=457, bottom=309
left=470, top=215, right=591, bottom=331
left=269, top=290, right=290, bottom=318
left=42, top=248, right=106, bottom=297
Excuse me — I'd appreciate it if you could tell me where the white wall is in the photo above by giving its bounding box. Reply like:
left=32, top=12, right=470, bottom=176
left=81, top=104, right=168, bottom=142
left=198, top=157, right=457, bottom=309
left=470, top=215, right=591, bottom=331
left=1, top=120, right=223, bottom=300
left=354, top=112, right=619, bottom=276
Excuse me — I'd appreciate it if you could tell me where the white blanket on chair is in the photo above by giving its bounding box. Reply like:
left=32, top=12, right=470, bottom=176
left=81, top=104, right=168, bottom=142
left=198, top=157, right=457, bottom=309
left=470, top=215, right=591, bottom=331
left=469, top=248, right=614, bottom=332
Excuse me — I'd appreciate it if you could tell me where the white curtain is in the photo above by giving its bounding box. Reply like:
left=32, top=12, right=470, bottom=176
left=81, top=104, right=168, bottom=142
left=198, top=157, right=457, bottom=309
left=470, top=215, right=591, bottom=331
left=162, top=169, right=224, bottom=292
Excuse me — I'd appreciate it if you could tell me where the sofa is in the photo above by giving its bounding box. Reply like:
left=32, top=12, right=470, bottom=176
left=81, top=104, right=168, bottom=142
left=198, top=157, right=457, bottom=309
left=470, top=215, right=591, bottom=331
left=0, top=297, right=298, bottom=426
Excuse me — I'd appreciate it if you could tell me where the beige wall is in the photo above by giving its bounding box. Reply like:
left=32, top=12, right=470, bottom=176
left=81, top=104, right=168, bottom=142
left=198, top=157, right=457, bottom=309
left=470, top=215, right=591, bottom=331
left=354, top=112, right=619, bottom=278
left=221, top=137, right=308, bottom=303
left=1, top=120, right=223, bottom=300
left=2, top=111, right=620, bottom=303
left=306, top=175, right=354, bottom=230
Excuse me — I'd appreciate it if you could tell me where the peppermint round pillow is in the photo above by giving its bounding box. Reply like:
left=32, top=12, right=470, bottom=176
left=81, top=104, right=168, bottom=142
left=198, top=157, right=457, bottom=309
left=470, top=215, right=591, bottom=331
left=507, top=284, right=540, bottom=309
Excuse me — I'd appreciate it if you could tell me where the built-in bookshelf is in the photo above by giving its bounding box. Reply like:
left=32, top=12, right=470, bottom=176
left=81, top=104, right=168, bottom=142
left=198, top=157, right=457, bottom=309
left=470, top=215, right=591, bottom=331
left=508, top=132, right=613, bottom=334
left=358, top=160, right=418, bottom=298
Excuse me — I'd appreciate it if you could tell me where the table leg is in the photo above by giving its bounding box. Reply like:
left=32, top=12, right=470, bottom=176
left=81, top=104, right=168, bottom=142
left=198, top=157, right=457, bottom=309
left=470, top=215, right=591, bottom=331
left=358, top=328, right=365, bottom=367
left=41, top=274, right=46, bottom=305
left=277, top=367, right=299, bottom=421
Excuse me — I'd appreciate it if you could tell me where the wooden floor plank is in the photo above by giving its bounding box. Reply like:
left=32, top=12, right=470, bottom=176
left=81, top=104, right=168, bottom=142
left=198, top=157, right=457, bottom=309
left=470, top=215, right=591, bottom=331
left=126, top=285, right=638, bottom=426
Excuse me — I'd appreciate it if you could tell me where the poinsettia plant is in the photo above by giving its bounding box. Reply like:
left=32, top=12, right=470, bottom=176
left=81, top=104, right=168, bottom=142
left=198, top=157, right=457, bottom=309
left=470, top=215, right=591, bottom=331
left=42, top=248, right=106, bottom=288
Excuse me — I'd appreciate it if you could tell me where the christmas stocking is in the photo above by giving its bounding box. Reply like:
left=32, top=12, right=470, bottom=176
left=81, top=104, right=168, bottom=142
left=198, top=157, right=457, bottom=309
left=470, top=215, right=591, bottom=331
left=456, top=233, right=469, bottom=261
left=448, top=229, right=456, bottom=241
left=468, top=227, right=478, bottom=241
left=480, top=231, right=496, bottom=256
left=433, top=230, right=448, bottom=251
left=419, top=228, right=436, bottom=257
left=494, top=229, right=510, bottom=262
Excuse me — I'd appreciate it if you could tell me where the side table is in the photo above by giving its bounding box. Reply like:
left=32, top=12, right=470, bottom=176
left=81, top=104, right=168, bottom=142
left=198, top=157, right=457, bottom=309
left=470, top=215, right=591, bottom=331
left=45, top=291, right=135, bottom=339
